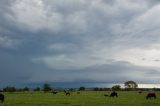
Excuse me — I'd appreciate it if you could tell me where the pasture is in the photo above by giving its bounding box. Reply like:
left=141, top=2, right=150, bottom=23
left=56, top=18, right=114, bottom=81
left=0, top=91, right=160, bottom=106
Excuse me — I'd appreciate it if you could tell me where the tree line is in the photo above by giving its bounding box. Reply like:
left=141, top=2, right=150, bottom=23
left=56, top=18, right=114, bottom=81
left=0, top=81, right=159, bottom=92
left=0, top=83, right=86, bottom=92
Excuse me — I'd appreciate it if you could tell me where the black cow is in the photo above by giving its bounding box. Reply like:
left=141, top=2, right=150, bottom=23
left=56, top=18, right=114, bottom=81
left=65, top=92, right=70, bottom=96
left=104, top=94, right=109, bottom=97
left=52, top=91, right=58, bottom=94
left=77, top=92, right=80, bottom=94
left=138, top=91, right=142, bottom=94
left=110, top=91, right=118, bottom=97
left=64, top=90, right=71, bottom=96
left=0, top=93, right=4, bottom=103
left=146, top=93, right=156, bottom=99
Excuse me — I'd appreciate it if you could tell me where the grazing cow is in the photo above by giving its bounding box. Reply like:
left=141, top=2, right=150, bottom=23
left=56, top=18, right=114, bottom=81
left=64, top=90, right=70, bottom=96
left=104, top=94, right=109, bottom=97
left=110, top=91, right=118, bottom=97
left=138, top=91, right=142, bottom=94
left=0, top=93, right=4, bottom=103
left=146, top=93, right=156, bottom=99
left=52, top=91, right=58, bottom=94
left=77, top=92, right=80, bottom=94
left=65, top=92, right=70, bottom=96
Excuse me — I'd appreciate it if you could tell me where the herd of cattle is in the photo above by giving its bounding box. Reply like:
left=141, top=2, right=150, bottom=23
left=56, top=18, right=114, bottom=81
left=51, top=90, right=157, bottom=100
left=0, top=91, right=158, bottom=103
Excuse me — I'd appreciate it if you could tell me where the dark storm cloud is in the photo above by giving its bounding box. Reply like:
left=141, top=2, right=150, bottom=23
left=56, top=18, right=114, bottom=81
left=1, top=0, right=160, bottom=87
left=29, top=60, right=160, bottom=84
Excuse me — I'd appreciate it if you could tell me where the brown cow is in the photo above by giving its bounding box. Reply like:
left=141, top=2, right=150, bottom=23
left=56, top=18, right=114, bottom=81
left=146, top=93, right=156, bottom=99
left=0, top=93, right=4, bottom=103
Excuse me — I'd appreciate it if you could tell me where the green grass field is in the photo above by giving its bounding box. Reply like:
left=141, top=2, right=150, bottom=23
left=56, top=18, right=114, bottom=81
left=0, top=91, right=160, bottom=106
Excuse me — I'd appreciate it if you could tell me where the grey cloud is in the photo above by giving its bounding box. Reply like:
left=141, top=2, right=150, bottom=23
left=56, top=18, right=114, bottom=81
left=153, top=59, right=160, bottom=62
left=0, top=51, right=31, bottom=86
left=1, top=0, right=160, bottom=87
left=29, top=60, right=160, bottom=84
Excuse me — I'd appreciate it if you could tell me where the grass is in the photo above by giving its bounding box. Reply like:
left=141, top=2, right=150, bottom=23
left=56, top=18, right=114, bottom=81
left=0, top=91, right=160, bottom=106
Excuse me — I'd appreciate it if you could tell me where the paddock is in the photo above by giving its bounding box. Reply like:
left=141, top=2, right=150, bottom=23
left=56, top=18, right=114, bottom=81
left=0, top=91, right=159, bottom=106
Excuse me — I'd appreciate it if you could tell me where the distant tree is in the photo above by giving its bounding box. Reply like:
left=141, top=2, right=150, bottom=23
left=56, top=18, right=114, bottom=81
left=99, top=88, right=104, bottom=91
left=17, top=88, right=23, bottom=92
left=93, top=87, right=99, bottom=91
left=23, top=87, right=29, bottom=91
left=112, top=85, right=121, bottom=91
left=42, top=83, right=52, bottom=92
left=0, top=89, right=3, bottom=92
left=69, top=88, right=75, bottom=91
left=79, top=86, right=85, bottom=91
left=34, top=87, right=40, bottom=91
left=124, top=81, right=138, bottom=90
left=103, top=88, right=111, bottom=91
left=3, top=86, right=16, bottom=92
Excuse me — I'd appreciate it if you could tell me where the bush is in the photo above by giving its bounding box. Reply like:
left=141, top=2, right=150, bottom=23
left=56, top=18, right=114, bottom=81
left=79, top=86, right=85, bottom=91
left=3, top=86, right=16, bottom=92
left=42, top=83, right=52, bottom=92
left=112, top=85, right=121, bottom=91
left=23, top=87, right=29, bottom=91
left=34, top=87, right=41, bottom=91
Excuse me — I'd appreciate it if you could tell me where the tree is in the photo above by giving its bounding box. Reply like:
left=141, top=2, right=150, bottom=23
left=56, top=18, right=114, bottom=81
left=17, top=88, right=23, bottom=92
left=93, top=87, right=99, bottom=91
left=79, top=86, right=85, bottom=91
left=69, top=88, right=75, bottom=91
left=124, top=81, right=138, bottom=90
left=23, top=87, right=29, bottom=91
left=112, top=85, right=121, bottom=91
left=0, top=89, right=3, bottom=92
left=3, top=86, right=16, bottom=92
left=34, top=87, right=40, bottom=91
left=42, top=83, right=52, bottom=92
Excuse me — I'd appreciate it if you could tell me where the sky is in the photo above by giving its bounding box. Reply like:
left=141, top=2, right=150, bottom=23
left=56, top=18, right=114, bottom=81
left=1, top=0, right=160, bottom=88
